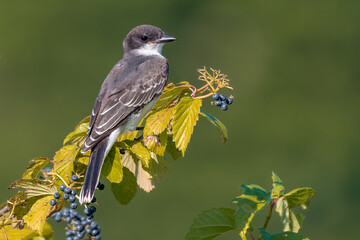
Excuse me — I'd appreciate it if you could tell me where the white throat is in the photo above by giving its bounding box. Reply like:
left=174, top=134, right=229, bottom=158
left=133, top=43, right=164, bottom=57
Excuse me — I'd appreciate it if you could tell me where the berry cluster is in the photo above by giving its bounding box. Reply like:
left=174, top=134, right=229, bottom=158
left=212, top=93, right=233, bottom=111
left=50, top=175, right=102, bottom=239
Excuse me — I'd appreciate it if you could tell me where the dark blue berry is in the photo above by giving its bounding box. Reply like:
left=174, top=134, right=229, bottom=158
left=73, top=236, right=79, bottom=240
left=54, top=214, right=61, bottom=222
left=66, top=237, right=72, bottom=240
left=59, top=185, right=66, bottom=191
left=65, top=216, right=72, bottom=223
left=49, top=199, right=56, bottom=206
left=76, top=224, right=83, bottom=231
left=89, top=206, right=96, bottom=213
left=90, top=221, right=98, bottom=229
left=87, top=213, right=94, bottom=219
left=91, top=197, right=96, bottom=203
left=65, top=231, right=72, bottom=237
left=97, top=183, right=105, bottom=190
left=77, top=231, right=85, bottom=239
left=219, top=94, right=226, bottom=101
left=71, top=175, right=78, bottom=181
left=69, top=195, right=76, bottom=203
left=70, top=203, right=78, bottom=209
left=53, top=192, right=60, bottom=199
left=94, top=234, right=102, bottom=240
left=215, top=100, right=222, bottom=106
left=64, top=187, right=71, bottom=194
left=84, top=208, right=91, bottom=215
left=226, top=97, right=233, bottom=105
left=85, top=228, right=92, bottom=234
left=91, top=229, right=99, bottom=236
left=212, top=93, right=220, bottom=100
left=63, top=193, right=69, bottom=200
left=96, top=226, right=101, bottom=233
left=70, top=189, right=77, bottom=196
left=220, top=103, right=228, bottom=111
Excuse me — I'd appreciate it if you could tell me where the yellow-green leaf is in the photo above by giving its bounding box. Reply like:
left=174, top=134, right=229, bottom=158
left=123, top=141, right=151, bottom=168
left=101, top=147, right=123, bottom=183
left=117, top=130, right=138, bottom=142
left=199, top=109, right=228, bottom=143
left=63, top=122, right=89, bottom=146
left=0, top=222, right=53, bottom=240
left=233, top=184, right=271, bottom=240
left=144, top=131, right=168, bottom=156
left=143, top=107, right=175, bottom=136
left=23, top=196, right=53, bottom=234
left=22, top=158, right=51, bottom=179
left=152, top=83, right=192, bottom=111
left=171, top=97, right=202, bottom=155
left=9, top=179, right=56, bottom=198
left=53, top=145, right=78, bottom=183
left=271, top=172, right=285, bottom=199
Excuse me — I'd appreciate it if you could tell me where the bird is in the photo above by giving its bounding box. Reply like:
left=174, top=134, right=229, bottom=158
left=79, top=25, right=176, bottom=204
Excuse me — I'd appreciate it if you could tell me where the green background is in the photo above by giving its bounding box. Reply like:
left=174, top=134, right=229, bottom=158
left=1, top=1, right=359, bottom=239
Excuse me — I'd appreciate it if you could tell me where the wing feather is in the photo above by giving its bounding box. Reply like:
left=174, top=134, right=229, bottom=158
left=81, top=57, right=168, bottom=153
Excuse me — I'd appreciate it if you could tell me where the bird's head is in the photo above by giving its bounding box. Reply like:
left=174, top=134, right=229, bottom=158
left=123, top=25, right=176, bottom=56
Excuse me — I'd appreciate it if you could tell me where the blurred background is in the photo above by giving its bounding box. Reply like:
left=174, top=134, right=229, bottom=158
left=0, top=0, right=359, bottom=239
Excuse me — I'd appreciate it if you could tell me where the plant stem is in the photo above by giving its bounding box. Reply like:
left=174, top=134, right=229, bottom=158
left=258, top=198, right=279, bottom=240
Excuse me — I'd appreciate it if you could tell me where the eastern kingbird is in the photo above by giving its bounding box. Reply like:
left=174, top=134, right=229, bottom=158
left=79, top=25, right=176, bottom=204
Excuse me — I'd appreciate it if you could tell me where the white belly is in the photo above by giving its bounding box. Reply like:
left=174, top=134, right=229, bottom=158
left=105, top=97, right=158, bottom=156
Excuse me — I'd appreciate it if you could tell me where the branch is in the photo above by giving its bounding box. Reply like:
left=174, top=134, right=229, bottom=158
left=0, top=206, right=9, bottom=217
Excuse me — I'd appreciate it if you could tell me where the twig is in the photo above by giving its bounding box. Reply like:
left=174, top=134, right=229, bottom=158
left=1, top=225, right=8, bottom=240
left=0, top=206, right=9, bottom=217
left=258, top=198, right=279, bottom=240
left=249, top=232, right=255, bottom=240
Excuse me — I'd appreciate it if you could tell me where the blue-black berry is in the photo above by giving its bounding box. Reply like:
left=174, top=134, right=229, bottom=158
left=69, top=195, right=76, bottom=203
left=94, top=234, right=102, bottom=240
left=71, top=175, right=78, bottom=181
left=91, top=229, right=99, bottom=236
left=91, top=197, right=96, bottom=203
left=214, top=100, right=222, bottom=106
left=50, top=199, right=57, bottom=206
left=212, top=93, right=220, bottom=100
left=70, top=189, right=77, bottom=196
left=59, top=185, right=66, bottom=191
left=70, top=203, right=78, bottom=209
left=219, top=94, right=226, bottom=101
left=226, top=97, right=233, bottom=105
left=89, top=206, right=96, bottom=213
left=97, top=183, right=105, bottom=190
left=64, top=187, right=71, bottom=194
left=84, top=208, right=91, bottom=215
left=53, top=192, right=60, bottom=199
left=54, top=214, right=61, bottom=222
left=63, top=193, right=69, bottom=200
left=220, top=103, right=228, bottom=111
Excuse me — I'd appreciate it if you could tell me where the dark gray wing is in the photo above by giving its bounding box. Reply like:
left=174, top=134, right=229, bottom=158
left=81, top=57, right=169, bottom=153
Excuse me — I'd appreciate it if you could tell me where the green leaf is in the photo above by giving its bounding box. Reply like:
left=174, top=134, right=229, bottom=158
left=284, top=188, right=315, bottom=209
left=110, top=167, right=138, bottom=205
left=152, top=83, right=192, bottom=111
left=171, top=97, right=202, bottom=155
left=185, top=207, right=236, bottom=240
left=271, top=172, right=285, bottom=199
left=122, top=140, right=151, bottom=168
left=9, top=179, right=56, bottom=198
left=274, top=187, right=315, bottom=233
left=260, top=228, right=310, bottom=240
left=0, top=225, right=37, bottom=240
left=144, top=131, right=168, bottom=156
left=199, top=109, right=228, bottom=143
left=144, top=107, right=175, bottom=136
left=53, top=144, right=78, bottom=183
left=22, top=158, right=51, bottom=179
left=147, top=153, right=170, bottom=184
left=233, top=184, right=271, bottom=240
left=101, top=147, right=123, bottom=183
left=63, top=122, right=89, bottom=146
left=165, top=135, right=182, bottom=160
left=23, top=196, right=53, bottom=234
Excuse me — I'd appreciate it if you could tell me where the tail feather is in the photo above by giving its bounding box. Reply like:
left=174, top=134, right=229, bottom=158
left=79, top=137, right=108, bottom=204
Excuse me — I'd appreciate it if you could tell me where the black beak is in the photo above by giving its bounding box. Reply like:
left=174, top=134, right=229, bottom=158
left=151, top=34, right=176, bottom=43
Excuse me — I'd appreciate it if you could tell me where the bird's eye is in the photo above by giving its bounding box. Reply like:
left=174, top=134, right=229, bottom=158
left=140, top=35, right=148, bottom=41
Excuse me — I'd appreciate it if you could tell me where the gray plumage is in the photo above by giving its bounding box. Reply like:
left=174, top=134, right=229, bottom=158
left=79, top=25, right=175, bottom=204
